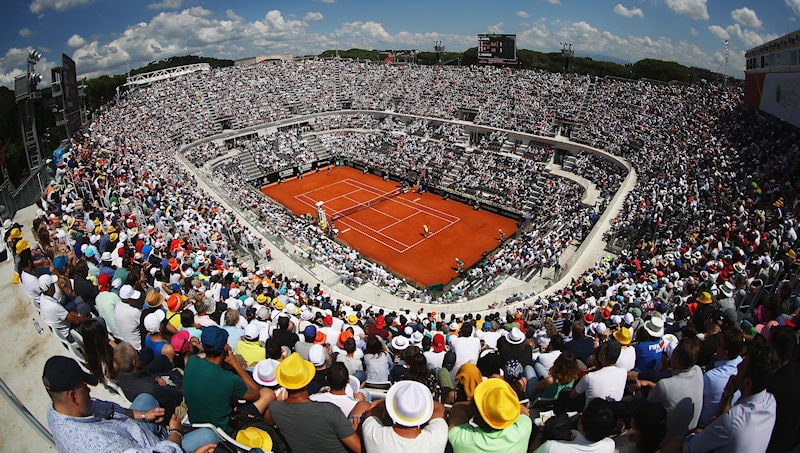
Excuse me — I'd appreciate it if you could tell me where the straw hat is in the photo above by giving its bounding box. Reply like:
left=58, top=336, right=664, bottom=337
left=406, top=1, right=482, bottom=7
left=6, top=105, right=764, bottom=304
left=473, top=378, right=521, bottom=430
left=696, top=292, right=712, bottom=304
left=236, top=427, right=273, bottom=451
left=644, top=316, right=665, bottom=338
left=275, top=353, right=315, bottom=390
left=613, top=327, right=632, bottom=345
left=385, top=381, right=434, bottom=427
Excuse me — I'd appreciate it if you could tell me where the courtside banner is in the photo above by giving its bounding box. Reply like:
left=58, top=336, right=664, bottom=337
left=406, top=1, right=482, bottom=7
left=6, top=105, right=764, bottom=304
left=760, top=73, right=800, bottom=128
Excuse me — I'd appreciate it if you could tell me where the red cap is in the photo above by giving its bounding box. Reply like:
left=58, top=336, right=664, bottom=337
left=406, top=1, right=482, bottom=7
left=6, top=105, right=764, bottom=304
left=601, top=308, right=611, bottom=320
left=583, top=314, right=594, bottom=325
left=323, top=315, right=333, bottom=326
left=432, top=333, right=446, bottom=352
left=375, top=316, right=386, bottom=329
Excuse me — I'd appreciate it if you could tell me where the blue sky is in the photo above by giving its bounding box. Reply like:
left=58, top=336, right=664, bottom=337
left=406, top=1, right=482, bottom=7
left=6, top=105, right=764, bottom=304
left=1, top=0, right=797, bottom=88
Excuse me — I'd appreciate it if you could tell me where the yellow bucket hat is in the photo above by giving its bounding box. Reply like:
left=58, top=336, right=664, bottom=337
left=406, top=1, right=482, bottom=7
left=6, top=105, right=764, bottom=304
left=473, top=378, right=521, bottom=430
left=275, top=353, right=315, bottom=390
left=235, top=426, right=272, bottom=451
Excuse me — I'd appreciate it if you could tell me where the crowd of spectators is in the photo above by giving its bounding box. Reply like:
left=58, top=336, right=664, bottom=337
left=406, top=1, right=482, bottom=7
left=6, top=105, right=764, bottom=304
left=7, top=58, right=800, bottom=452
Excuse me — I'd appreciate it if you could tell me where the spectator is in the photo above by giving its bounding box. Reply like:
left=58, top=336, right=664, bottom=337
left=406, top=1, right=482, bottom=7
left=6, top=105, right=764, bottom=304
left=647, top=336, right=704, bottom=441
left=534, top=398, right=618, bottom=452
left=362, top=380, right=448, bottom=452
left=766, top=326, right=800, bottom=452
left=310, top=362, right=371, bottom=429
left=114, top=342, right=183, bottom=423
left=699, top=327, right=743, bottom=427
left=43, top=355, right=216, bottom=452
left=448, top=378, right=532, bottom=453
left=183, top=325, right=274, bottom=433
left=677, top=344, right=780, bottom=453
left=571, top=339, right=627, bottom=409
left=266, top=352, right=362, bottom=453
left=564, top=321, right=594, bottom=366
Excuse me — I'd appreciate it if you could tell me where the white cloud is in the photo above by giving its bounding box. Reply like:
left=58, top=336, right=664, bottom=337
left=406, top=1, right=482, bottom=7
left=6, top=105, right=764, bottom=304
left=517, top=11, right=530, bottom=19
left=19, top=28, right=34, bottom=37
left=731, top=7, right=762, bottom=28
left=226, top=9, right=243, bottom=21
left=320, top=0, right=335, bottom=3
left=67, top=34, right=86, bottom=48
left=690, top=27, right=699, bottom=36
left=29, top=0, right=94, bottom=13
left=614, top=4, right=644, bottom=18
left=787, top=0, right=800, bottom=16
left=67, top=8, right=309, bottom=80
left=147, top=0, right=181, bottom=10
left=665, top=0, right=708, bottom=20
left=488, top=22, right=504, bottom=33
left=0, top=47, right=55, bottom=88
left=304, top=12, right=323, bottom=21
left=708, top=25, right=729, bottom=41
left=544, top=0, right=561, bottom=4
left=337, top=21, right=392, bottom=42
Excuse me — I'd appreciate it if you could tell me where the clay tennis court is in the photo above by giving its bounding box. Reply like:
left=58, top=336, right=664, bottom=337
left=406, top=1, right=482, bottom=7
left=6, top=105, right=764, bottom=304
left=262, top=167, right=518, bottom=287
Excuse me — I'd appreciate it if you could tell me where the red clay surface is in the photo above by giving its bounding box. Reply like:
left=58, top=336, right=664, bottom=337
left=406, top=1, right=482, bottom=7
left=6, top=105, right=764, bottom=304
left=262, top=167, right=518, bottom=287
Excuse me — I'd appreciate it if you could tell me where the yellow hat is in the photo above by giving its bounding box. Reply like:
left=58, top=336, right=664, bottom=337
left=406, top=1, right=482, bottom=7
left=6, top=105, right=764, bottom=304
left=106, top=225, right=116, bottom=233
left=8, top=228, right=22, bottom=240
left=235, top=427, right=272, bottom=451
left=256, top=294, right=267, bottom=304
left=274, top=300, right=285, bottom=311
left=109, top=232, right=118, bottom=242
left=15, top=239, right=30, bottom=255
left=473, top=378, right=520, bottom=430
left=275, top=353, right=315, bottom=390
left=93, top=219, right=101, bottom=226
left=613, top=327, right=632, bottom=345
left=347, top=314, right=358, bottom=325
left=697, top=292, right=712, bottom=304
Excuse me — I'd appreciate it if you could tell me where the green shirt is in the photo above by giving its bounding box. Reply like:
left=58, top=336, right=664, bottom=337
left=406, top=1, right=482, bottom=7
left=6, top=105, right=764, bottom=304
left=448, top=415, right=533, bottom=453
left=183, top=355, right=247, bottom=432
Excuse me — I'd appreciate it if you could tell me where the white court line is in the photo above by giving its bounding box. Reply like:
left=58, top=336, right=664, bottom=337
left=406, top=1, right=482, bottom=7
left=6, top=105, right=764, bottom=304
left=337, top=217, right=410, bottom=253
left=344, top=179, right=460, bottom=223
left=413, top=197, right=421, bottom=202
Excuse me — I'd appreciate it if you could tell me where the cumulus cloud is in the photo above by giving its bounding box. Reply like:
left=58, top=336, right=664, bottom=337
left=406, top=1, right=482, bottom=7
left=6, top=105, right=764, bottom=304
left=731, top=7, right=762, bottom=28
left=690, top=27, right=699, bottom=36
left=0, top=47, right=55, bottom=88
left=304, top=12, right=323, bottom=21
left=665, top=0, right=708, bottom=20
left=19, top=28, right=34, bottom=37
left=544, top=0, right=561, bottom=4
left=787, top=0, right=800, bottom=16
left=29, top=0, right=94, bottom=13
left=67, top=34, right=86, bottom=48
left=488, top=22, right=504, bottom=33
left=614, top=4, right=644, bottom=18
left=147, top=0, right=181, bottom=10
left=517, top=11, right=530, bottom=18
left=337, top=21, right=392, bottom=42
left=67, top=8, right=309, bottom=79
left=708, top=25, right=729, bottom=41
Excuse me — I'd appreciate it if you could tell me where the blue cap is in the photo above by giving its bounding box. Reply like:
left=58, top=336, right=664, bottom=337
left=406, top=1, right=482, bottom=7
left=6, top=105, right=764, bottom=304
left=303, top=325, right=317, bottom=340
left=201, top=326, right=228, bottom=353
left=53, top=255, right=69, bottom=272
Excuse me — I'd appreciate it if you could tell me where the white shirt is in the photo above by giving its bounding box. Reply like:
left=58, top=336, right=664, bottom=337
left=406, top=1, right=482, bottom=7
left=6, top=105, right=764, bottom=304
left=21, top=270, right=42, bottom=309
left=114, top=301, right=142, bottom=350
left=309, top=392, right=359, bottom=417
left=535, top=430, right=614, bottom=452
left=449, top=335, right=481, bottom=381
left=615, top=346, right=636, bottom=371
left=424, top=350, right=446, bottom=370
left=362, top=417, right=448, bottom=453
left=537, top=350, right=562, bottom=372
left=39, top=294, right=71, bottom=340
left=574, top=365, right=627, bottom=409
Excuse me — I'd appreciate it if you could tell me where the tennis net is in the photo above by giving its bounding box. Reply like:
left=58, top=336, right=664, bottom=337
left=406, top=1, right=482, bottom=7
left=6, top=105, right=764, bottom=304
left=331, top=188, right=403, bottom=221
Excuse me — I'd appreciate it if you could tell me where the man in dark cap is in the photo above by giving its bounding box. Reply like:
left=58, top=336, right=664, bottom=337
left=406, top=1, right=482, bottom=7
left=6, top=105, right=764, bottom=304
left=43, top=355, right=217, bottom=452
left=182, top=326, right=274, bottom=433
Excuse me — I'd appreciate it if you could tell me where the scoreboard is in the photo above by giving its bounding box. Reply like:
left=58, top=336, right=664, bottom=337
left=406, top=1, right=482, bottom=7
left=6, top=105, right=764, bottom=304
left=477, top=34, right=517, bottom=65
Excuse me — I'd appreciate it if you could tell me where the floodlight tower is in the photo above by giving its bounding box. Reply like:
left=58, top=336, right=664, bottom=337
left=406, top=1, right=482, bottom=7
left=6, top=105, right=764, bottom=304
left=723, top=39, right=729, bottom=88
left=15, top=50, right=45, bottom=173
left=560, top=42, right=574, bottom=73
left=434, top=40, right=445, bottom=65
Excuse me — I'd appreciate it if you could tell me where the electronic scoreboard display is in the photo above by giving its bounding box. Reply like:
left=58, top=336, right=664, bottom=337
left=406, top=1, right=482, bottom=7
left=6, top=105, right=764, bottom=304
left=477, top=34, right=517, bottom=65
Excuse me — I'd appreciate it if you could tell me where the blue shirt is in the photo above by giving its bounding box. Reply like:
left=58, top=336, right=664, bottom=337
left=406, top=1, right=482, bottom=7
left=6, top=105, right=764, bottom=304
left=699, top=356, right=742, bottom=426
left=634, top=340, right=663, bottom=372
left=47, top=399, right=181, bottom=453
